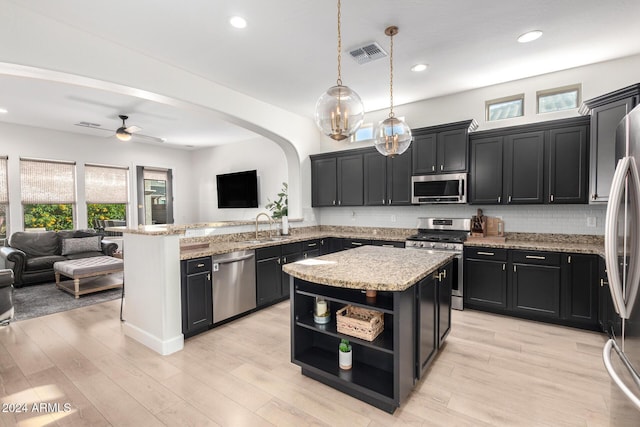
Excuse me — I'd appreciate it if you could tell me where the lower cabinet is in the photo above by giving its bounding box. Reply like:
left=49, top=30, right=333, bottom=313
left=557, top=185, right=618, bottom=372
left=180, top=257, right=213, bottom=337
left=598, top=257, right=622, bottom=337
left=256, top=246, right=284, bottom=306
left=464, top=246, right=600, bottom=330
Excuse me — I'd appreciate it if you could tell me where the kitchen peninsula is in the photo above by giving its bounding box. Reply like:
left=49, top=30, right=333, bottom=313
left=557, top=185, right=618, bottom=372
left=283, top=245, right=454, bottom=413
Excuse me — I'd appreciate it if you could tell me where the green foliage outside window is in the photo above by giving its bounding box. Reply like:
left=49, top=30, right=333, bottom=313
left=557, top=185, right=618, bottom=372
left=87, top=204, right=126, bottom=227
left=23, top=204, right=74, bottom=231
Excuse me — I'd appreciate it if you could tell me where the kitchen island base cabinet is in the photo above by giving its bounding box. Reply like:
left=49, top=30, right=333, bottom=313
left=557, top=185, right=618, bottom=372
left=180, top=257, right=213, bottom=338
left=290, top=262, right=452, bottom=413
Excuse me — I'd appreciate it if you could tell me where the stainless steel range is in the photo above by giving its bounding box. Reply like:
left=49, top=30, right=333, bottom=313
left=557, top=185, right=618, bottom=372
left=406, top=217, right=470, bottom=310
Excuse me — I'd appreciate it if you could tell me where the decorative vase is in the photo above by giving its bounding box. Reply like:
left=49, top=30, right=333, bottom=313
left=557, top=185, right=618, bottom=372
left=281, top=215, right=289, bottom=235
left=339, top=349, right=352, bottom=370
left=314, top=297, right=330, bottom=324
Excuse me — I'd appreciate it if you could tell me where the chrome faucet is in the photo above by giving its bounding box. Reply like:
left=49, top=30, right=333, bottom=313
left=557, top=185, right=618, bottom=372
left=255, top=212, right=274, bottom=240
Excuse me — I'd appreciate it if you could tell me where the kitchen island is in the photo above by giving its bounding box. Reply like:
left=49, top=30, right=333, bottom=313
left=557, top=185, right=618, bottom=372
left=283, top=245, right=454, bottom=413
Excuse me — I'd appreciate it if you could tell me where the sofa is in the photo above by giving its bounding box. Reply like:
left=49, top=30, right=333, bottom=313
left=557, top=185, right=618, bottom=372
left=0, top=230, right=118, bottom=287
left=0, top=269, right=13, bottom=325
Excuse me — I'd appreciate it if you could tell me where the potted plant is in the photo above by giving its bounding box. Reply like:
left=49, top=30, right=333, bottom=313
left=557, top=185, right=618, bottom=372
left=339, top=338, right=352, bottom=370
left=265, top=182, right=289, bottom=234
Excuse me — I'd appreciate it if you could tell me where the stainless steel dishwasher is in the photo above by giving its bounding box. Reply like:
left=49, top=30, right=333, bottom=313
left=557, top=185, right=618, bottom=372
left=212, top=249, right=256, bottom=323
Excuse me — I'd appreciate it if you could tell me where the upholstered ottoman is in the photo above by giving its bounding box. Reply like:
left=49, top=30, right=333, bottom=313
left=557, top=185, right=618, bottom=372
left=54, top=256, right=123, bottom=299
left=0, top=269, right=14, bottom=325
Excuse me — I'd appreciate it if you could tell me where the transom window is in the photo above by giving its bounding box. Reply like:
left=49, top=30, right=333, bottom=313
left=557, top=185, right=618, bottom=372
left=537, top=84, right=581, bottom=114
left=486, top=94, right=524, bottom=121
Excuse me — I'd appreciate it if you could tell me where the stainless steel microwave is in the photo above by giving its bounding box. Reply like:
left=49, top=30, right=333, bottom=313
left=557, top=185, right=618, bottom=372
left=411, top=173, right=467, bottom=204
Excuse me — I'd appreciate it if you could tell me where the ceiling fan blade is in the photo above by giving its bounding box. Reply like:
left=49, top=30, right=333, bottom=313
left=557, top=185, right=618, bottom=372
left=74, top=122, right=114, bottom=133
left=125, top=125, right=142, bottom=133
left=132, top=133, right=166, bottom=143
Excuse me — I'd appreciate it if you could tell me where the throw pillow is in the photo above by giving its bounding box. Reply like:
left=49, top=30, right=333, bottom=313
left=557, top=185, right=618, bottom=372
left=61, top=236, right=102, bottom=256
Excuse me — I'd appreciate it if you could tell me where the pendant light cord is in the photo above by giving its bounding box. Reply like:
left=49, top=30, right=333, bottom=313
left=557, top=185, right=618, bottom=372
left=336, top=0, right=342, bottom=86
left=388, top=30, right=395, bottom=118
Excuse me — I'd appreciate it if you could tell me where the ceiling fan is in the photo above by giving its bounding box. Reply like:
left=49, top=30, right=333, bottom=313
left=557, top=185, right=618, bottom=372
left=74, top=114, right=166, bottom=143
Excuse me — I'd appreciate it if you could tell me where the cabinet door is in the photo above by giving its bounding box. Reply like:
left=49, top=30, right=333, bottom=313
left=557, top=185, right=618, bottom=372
left=562, top=254, right=598, bottom=327
left=312, top=157, right=337, bottom=207
left=598, top=258, right=622, bottom=337
left=512, top=263, right=560, bottom=318
left=281, top=252, right=302, bottom=299
left=412, top=133, right=437, bottom=174
left=437, top=128, right=468, bottom=173
left=438, top=263, right=452, bottom=347
left=183, top=271, right=212, bottom=335
left=504, top=131, right=545, bottom=204
left=590, top=97, right=635, bottom=203
left=464, top=258, right=508, bottom=309
left=256, top=256, right=282, bottom=306
left=387, top=146, right=413, bottom=205
left=417, top=273, right=438, bottom=379
left=548, top=126, right=588, bottom=204
left=469, top=136, right=503, bottom=204
left=363, top=150, right=387, bottom=206
left=337, top=154, right=364, bottom=206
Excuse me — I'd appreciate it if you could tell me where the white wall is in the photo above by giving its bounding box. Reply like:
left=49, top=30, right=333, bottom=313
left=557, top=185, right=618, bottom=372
left=0, top=121, right=196, bottom=233
left=190, top=137, right=289, bottom=221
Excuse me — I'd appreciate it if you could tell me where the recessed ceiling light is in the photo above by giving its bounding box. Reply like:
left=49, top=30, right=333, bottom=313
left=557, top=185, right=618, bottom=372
left=517, top=30, right=543, bottom=43
left=229, top=16, right=247, bottom=29
left=411, top=64, right=428, bottom=72
left=0, top=108, right=7, bottom=114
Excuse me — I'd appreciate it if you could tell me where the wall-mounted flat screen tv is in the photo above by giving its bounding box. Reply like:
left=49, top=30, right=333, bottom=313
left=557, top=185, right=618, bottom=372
left=216, top=170, right=258, bottom=208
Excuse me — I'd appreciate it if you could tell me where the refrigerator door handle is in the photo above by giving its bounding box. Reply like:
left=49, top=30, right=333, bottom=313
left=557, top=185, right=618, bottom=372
left=605, top=156, right=640, bottom=319
left=603, top=339, right=640, bottom=410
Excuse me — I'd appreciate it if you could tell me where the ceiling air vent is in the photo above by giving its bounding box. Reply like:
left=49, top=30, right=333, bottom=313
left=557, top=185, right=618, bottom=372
left=349, top=42, right=387, bottom=65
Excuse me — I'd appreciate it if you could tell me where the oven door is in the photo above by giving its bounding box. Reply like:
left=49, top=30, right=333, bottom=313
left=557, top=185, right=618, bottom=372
left=412, top=173, right=466, bottom=204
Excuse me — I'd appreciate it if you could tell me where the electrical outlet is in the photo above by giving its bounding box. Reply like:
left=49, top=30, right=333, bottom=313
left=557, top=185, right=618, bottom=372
left=587, top=216, right=597, bottom=227
left=390, top=214, right=397, bottom=222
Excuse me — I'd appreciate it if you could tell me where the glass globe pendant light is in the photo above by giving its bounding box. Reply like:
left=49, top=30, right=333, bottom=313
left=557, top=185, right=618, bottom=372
left=314, top=0, right=364, bottom=141
left=375, top=26, right=412, bottom=157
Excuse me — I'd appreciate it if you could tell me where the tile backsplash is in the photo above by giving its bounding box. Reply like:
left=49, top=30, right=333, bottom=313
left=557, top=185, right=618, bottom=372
left=316, top=204, right=606, bottom=235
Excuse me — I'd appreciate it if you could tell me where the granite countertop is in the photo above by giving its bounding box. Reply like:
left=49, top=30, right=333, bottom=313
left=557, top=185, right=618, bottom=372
left=282, top=245, right=453, bottom=292
left=464, top=233, right=604, bottom=257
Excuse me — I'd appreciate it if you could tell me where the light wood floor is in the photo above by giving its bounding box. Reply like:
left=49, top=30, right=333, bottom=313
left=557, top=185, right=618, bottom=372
left=0, top=299, right=613, bottom=426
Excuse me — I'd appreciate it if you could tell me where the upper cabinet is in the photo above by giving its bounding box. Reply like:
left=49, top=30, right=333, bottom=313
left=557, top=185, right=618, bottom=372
left=580, top=84, right=640, bottom=203
left=364, top=147, right=412, bottom=206
left=311, top=150, right=364, bottom=207
left=412, top=120, right=475, bottom=175
left=469, top=116, right=590, bottom=205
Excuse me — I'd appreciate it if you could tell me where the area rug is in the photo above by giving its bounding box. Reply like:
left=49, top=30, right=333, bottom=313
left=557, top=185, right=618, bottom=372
left=11, top=273, right=123, bottom=321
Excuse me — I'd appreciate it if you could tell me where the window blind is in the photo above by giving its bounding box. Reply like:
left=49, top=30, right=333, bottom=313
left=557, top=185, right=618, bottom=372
left=143, top=168, right=168, bottom=182
left=20, top=158, right=76, bottom=204
left=0, top=156, right=7, bottom=204
left=85, top=164, right=129, bottom=204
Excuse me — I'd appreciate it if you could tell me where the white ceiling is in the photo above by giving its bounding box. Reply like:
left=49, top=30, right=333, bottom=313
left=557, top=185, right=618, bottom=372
left=1, top=0, right=640, bottom=149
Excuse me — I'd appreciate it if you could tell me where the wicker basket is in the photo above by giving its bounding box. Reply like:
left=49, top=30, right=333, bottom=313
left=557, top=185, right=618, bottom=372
left=336, top=305, right=384, bottom=341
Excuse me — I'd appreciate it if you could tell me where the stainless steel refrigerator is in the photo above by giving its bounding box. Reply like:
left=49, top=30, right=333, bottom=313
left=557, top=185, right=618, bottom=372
left=603, top=103, right=640, bottom=424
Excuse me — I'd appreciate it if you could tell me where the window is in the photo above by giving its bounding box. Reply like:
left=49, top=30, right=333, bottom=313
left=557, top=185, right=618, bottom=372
left=350, top=123, right=374, bottom=142
left=0, top=157, right=7, bottom=240
left=537, top=85, right=581, bottom=113
left=85, top=164, right=129, bottom=229
left=20, top=158, right=76, bottom=231
left=486, top=94, right=524, bottom=121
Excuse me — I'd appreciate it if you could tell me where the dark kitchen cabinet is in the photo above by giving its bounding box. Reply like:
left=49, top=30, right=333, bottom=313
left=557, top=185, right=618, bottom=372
left=311, top=151, right=364, bottom=207
left=437, top=262, right=452, bottom=347
left=416, top=272, right=437, bottom=379
left=412, top=120, right=474, bottom=175
left=598, top=258, right=622, bottom=338
left=469, top=116, right=590, bottom=205
left=180, top=257, right=213, bottom=337
left=311, top=157, right=337, bottom=207
left=561, top=254, right=598, bottom=328
left=464, top=247, right=508, bottom=310
left=511, top=251, right=561, bottom=319
left=342, top=238, right=372, bottom=250
left=281, top=242, right=303, bottom=299
left=371, top=240, right=405, bottom=248
left=364, top=147, right=412, bottom=206
left=256, top=246, right=284, bottom=306
left=469, top=136, right=504, bottom=204
left=504, top=131, right=545, bottom=204
left=582, top=84, right=640, bottom=203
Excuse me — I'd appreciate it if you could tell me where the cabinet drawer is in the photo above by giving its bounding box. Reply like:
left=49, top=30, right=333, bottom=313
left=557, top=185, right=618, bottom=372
left=464, top=247, right=507, bottom=261
left=512, top=250, right=560, bottom=266
left=343, top=238, right=372, bottom=249
left=256, top=246, right=281, bottom=260
left=372, top=240, right=405, bottom=248
left=302, top=240, right=321, bottom=251
left=281, top=242, right=303, bottom=256
left=186, top=257, right=212, bottom=275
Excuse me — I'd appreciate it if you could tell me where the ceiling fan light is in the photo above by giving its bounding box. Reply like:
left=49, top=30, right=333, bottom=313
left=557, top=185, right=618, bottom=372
left=116, top=127, right=132, bottom=141
left=374, top=116, right=412, bottom=157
